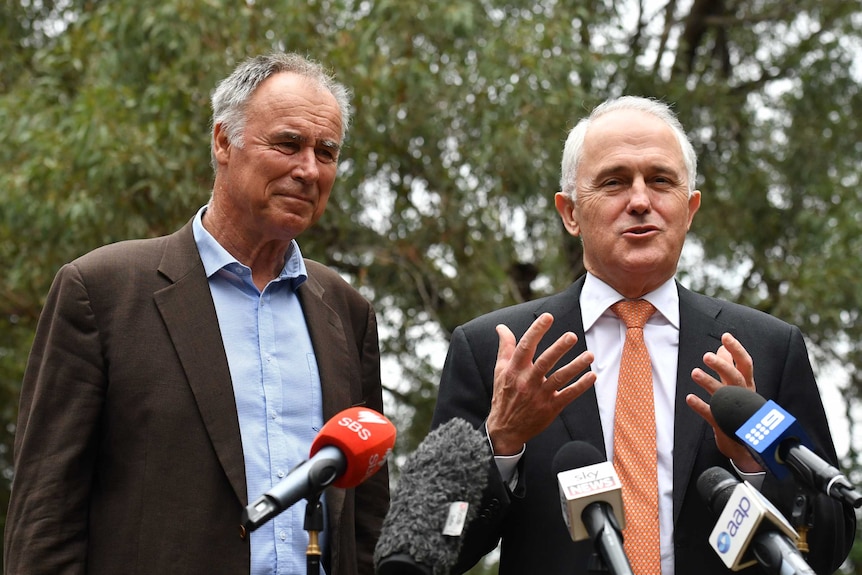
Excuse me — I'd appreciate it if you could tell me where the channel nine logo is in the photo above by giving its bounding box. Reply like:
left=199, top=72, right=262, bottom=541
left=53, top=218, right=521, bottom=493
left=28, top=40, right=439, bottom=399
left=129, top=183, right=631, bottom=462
left=742, top=408, right=785, bottom=447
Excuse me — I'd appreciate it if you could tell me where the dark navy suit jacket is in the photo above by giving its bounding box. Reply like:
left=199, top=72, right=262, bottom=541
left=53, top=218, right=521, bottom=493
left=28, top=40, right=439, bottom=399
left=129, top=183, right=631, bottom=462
left=432, top=275, right=854, bottom=574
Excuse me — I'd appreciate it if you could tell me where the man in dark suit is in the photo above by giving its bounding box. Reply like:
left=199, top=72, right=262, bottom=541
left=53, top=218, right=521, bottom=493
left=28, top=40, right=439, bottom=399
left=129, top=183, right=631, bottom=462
left=4, top=52, right=388, bottom=574
left=432, top=96, right=855, bottom=574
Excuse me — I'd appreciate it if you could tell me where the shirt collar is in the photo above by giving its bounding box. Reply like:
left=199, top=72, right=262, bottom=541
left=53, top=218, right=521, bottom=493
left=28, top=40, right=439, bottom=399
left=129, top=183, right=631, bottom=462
left=581, top=272, right=679, bottom=330
left=192, top=205, right=308, bottom=288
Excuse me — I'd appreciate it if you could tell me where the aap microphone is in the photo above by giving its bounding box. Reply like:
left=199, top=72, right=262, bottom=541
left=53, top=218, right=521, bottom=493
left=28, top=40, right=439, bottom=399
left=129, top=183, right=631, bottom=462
left=242, top=406, right=396, bottom=531
left=710, top=386, right=862, bottom=508
left=552, top=441, right=633, bottom=575
left=374, top=418, right=490, bottom=575
left=698, top=466, right=815, bottom=574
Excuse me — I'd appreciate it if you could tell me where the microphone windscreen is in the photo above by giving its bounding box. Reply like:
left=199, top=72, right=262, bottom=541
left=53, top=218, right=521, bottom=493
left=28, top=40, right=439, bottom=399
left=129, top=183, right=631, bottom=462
left=374, top=418, right=490, bottom=574
left=310, top=407, right=396, bottom=488
left=552, top=441, right=605, bottom=475
left=696, top=466, right=739, bottom=516
left=710, top=386, right=766, bottom=438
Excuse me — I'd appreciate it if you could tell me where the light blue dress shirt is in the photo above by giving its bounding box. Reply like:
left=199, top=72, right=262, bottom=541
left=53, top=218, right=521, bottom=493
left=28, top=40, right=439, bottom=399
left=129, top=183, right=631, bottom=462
left=193, top=206, right=326, bottom=575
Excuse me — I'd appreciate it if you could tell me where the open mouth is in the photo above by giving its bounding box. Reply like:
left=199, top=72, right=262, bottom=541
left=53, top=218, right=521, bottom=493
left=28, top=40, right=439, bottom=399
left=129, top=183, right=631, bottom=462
left=625, top=226, right=658, bottom=235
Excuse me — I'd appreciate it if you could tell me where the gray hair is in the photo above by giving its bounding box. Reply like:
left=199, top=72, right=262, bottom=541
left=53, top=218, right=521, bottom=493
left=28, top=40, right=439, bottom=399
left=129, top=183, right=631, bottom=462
left=209, top=52, right=352, bottom=170
left=559, top=96, right=697, bottom=200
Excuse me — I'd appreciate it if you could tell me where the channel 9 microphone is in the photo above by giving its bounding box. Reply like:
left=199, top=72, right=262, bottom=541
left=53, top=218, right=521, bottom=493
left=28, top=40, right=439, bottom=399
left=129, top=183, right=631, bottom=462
left=374, top=418, right=490, bottom=575
left=552, top=441, right=633, bottom=575
left=711, top=385, right=862, bottom=508
left=698, top=466, right=815, bottom=574
left=242, top=406, right=396, bottom=532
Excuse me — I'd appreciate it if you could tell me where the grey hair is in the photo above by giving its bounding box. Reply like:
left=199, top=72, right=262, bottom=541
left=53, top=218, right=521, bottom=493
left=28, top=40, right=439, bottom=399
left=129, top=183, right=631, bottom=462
left=209, top=52, right=352, bottom=170
left=559, top=96, right=697, bottom=200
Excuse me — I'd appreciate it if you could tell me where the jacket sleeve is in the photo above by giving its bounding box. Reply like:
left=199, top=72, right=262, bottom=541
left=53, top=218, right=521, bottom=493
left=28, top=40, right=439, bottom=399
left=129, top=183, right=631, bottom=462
left=760, top=325, right=856, bottom=575
left=431, top=323, right=511, bottom=574
left=5, top=263, right=105, bottom=575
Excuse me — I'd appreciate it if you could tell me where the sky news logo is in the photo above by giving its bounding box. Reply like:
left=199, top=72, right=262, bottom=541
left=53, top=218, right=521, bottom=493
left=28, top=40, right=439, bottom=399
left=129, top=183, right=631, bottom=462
left=564, top=476, right=618, bottom=497
left=743, top=408, right=785, bottom=446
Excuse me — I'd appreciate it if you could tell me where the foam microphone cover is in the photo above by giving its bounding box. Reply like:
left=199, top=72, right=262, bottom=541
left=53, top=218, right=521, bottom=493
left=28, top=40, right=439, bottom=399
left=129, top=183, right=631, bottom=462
left=710, top=385, right=767, bottom=438
left=374, top=418, right=491, bottom=574
left=310, top=406, right=396, bottom=488
left=551, top=441, right=605, bottom=475
left=697, top=465, right=741, bottom=515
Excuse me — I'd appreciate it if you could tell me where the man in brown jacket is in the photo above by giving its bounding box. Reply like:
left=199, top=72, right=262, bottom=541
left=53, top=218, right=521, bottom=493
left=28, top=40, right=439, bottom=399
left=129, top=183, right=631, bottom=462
left=5, top=52, right=388, bottom=575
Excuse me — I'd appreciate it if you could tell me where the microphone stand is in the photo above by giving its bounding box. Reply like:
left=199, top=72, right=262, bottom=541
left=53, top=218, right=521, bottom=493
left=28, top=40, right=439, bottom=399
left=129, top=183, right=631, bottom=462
left=790, top=488, right=812, bottom=555
left=587, top=553, right=610, bottom=574
left=305, top=494, right=324, bottom=575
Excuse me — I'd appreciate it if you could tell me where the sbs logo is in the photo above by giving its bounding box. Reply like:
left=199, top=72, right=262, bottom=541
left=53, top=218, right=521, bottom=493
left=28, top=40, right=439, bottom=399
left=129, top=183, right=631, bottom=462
left=356, top=410, right=388, bottom=425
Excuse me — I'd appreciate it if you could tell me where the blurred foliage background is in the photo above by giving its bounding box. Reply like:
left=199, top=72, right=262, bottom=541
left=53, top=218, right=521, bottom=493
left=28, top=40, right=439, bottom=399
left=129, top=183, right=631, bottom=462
left=1, top=0, right=861, bottom=572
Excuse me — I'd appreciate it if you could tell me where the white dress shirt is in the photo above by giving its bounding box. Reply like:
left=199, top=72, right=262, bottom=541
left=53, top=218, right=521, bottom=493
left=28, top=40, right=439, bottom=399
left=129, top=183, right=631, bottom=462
left=582, top=273, right=679, bottom=575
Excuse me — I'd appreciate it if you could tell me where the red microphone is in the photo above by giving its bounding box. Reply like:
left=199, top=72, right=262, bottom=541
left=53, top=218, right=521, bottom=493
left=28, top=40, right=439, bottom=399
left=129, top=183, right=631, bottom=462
left=242, top=406, right=396, bottom=531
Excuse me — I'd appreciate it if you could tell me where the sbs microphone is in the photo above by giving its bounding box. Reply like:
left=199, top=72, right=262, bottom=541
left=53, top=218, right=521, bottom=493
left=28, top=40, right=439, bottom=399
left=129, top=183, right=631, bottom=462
left=698, top=466, right=815, bottom=574
left=711, top=385, right=862, bottom=508
left=552, top=441, right=633, bottom=575
left=374, top=418, right=490, bottom=575
left=241, top=407, right=396, bottom=531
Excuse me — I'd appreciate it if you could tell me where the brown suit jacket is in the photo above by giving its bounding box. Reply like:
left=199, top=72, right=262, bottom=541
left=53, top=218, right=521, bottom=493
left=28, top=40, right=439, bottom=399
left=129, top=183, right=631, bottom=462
left=4, top=219, right=389, bottom=574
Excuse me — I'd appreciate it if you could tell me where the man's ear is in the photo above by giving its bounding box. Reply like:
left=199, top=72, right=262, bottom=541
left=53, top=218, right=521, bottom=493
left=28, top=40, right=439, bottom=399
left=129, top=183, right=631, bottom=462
left=554, top=192, right=580, bottom=237
left=212, top=123, right=232, bottom=165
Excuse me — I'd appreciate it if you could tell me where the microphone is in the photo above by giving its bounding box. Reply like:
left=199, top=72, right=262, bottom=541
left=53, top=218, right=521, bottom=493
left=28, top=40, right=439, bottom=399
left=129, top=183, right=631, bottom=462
left=552, top=441, right=633, bottom=575
left=710, top=386, right=862, bottom=508
left=698, top=466, right=815, bottom=574
left=241, top=407, right=396, bottom=531
left=374, top=418, right=491, bottom=575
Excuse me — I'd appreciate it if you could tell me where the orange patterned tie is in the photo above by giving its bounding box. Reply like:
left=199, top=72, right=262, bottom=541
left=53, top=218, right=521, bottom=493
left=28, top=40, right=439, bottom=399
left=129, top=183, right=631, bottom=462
left=611, top=299, right=661, bottom=574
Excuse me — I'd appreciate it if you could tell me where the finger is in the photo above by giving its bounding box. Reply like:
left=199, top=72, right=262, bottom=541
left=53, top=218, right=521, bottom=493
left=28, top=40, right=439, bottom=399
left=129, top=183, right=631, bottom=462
left=532, top=332, right=578, bottom=382
left=720, top=333, right=755, bottom=388
left=495, top=324, right=516, bottom=363
left=510, top=313, right=555, bottom=367
left=555, top=369, right=597, bottom=405
left=691, top=366, right=723, bottom=395
left=685, top=393, right=715, bottom=426
left=546, top=349, right=595, bottom=390
left=701, top=350, right=746, bottom=388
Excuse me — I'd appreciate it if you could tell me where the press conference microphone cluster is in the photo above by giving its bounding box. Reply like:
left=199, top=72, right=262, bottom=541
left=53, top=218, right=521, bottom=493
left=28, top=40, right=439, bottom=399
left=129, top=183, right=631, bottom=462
left=374, top=418, right=491, bottom=575
left=241, top=406, right=396, bottom=532
left=711, top=385, right=862, bottom=508
left=552, top=441, right=633, bottom=575
left=698, top=466, right=815, bottom=574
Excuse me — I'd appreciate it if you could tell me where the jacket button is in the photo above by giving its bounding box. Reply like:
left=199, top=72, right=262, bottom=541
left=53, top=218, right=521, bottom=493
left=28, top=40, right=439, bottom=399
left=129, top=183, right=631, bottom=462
left=239, top=525, right=248, bottom=540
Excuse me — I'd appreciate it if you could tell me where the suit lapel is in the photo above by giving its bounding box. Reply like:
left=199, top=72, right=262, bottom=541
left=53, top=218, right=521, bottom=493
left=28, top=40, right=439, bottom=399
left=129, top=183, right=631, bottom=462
left=296, top=268, right=350, bottom=528
left=545, top=278, right=607, bottom=454
left=672, top=284, right=730, bottom=523
left=296, top=270, right=352, bottom=421
left=153, top=222, right=247, bottom=504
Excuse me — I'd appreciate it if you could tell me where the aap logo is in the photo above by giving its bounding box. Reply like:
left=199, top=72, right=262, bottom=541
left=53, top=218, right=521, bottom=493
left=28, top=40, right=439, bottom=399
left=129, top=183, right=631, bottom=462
left=716, top=531, right=732, bottom=553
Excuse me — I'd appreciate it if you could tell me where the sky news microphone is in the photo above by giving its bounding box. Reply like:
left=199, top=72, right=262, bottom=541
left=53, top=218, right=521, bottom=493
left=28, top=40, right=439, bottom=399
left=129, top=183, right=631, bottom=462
left=552, top=441, right=633, bottom=575
left=710, top=385, right=862, bottom=508
left=241, top=407, right=396, bottom=532
left=698, top=466, right=815, bottom=574
left=374, top=418, right=490, bottom=575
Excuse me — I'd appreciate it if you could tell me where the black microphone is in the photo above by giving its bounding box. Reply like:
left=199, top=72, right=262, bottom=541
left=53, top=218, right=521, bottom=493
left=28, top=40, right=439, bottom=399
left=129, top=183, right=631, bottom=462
left=374, top=418, right=491, bottom=575
left=711, top=386, right=862, bottom=508
left=698, top=466, right=815, bottom=574
left=552, top=441, right=633, bottom=575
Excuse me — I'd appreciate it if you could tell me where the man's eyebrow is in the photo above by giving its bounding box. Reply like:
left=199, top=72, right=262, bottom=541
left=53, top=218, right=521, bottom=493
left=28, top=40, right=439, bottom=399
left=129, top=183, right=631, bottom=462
left=275, top=131, right=341, bottom=152
left=319, top=139, right=341, bottom=153
left=593, top=163, right=681, bottom=179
